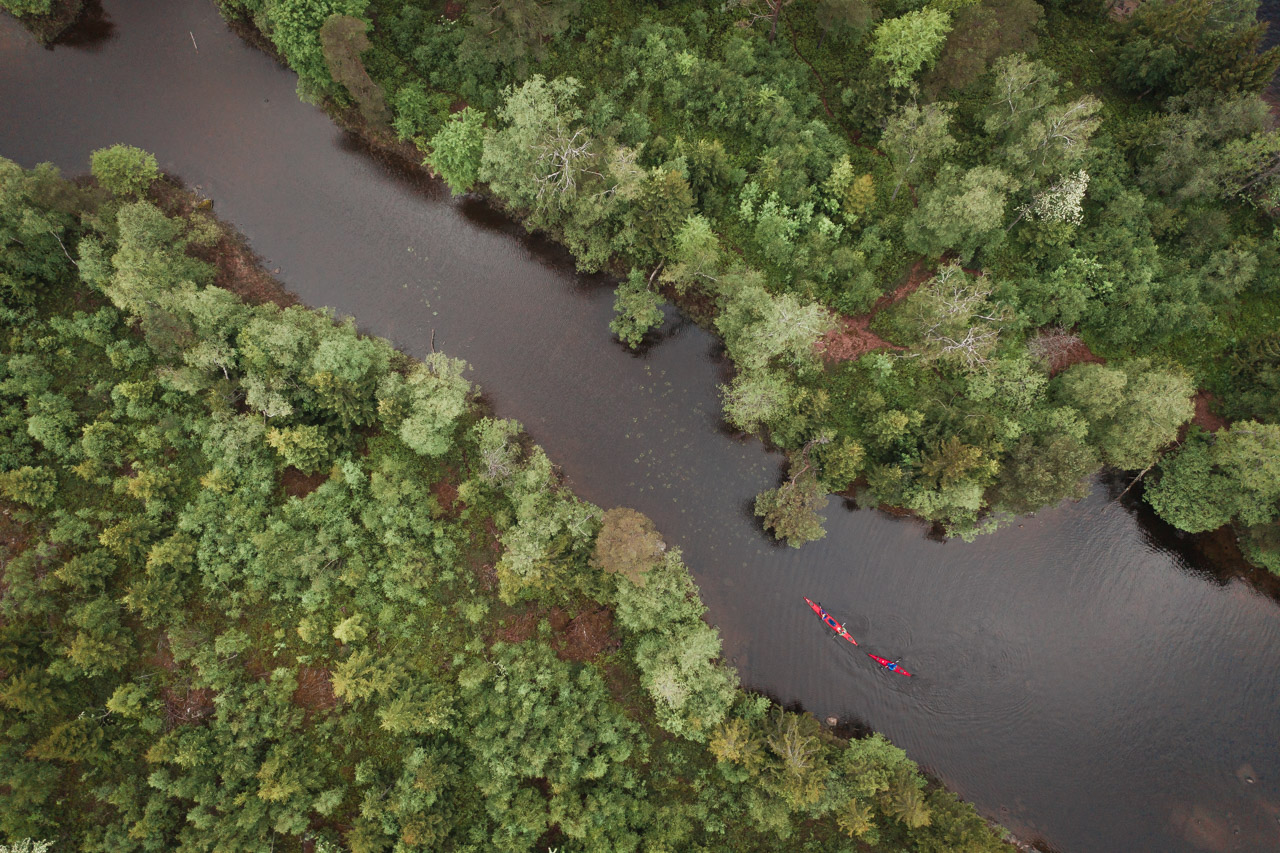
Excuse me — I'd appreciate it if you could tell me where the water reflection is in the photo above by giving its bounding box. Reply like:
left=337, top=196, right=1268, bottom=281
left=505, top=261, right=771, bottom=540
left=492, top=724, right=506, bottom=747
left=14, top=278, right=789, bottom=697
left=51, top=0, right=114, bottom=51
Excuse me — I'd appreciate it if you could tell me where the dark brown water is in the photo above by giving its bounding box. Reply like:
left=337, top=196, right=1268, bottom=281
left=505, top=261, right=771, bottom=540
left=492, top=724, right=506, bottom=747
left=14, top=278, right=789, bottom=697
left=2, top=3, right=1279, bottom=850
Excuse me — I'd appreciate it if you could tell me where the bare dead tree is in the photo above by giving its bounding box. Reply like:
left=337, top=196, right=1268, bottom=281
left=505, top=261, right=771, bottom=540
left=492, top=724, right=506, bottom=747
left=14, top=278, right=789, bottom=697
left=726, top=0, right=795, bottom=42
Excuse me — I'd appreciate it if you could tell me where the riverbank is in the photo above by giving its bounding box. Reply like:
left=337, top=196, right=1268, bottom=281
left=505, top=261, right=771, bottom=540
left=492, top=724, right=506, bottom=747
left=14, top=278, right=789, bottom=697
left=0, top=0, right=82, bottom=44
left=0, top=151, right=1014, bottom=851
left=205, top=0, right=1280, bottom=575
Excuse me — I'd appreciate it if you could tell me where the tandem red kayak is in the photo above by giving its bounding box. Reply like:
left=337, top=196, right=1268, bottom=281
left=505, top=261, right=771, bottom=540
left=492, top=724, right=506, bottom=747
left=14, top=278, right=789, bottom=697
left=803, top=597, right=858, bottom=646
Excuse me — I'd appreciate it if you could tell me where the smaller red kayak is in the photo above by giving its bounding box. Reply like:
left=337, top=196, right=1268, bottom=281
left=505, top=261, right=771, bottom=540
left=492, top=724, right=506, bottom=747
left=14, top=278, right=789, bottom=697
left=804, top=597, right=858, bottom=646
left=866, top=652, right=913, bottom=677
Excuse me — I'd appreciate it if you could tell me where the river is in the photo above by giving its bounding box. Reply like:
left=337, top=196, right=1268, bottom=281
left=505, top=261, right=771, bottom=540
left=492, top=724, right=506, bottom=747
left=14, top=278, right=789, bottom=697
left=1, top=3, right=1278, bottom=850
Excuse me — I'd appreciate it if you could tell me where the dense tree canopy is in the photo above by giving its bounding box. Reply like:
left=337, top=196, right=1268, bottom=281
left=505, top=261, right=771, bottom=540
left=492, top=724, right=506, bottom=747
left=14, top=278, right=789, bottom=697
left=0, top=155, right=1008, bottom=852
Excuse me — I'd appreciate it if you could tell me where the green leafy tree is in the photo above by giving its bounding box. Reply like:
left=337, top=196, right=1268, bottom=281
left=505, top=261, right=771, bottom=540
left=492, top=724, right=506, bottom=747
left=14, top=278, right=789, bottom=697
left=924, top=0, right=1042, bottom=94
left=480, top=75, right=589, bottom=214
left=460, top=0, right=578, bottom=73
left=427, top=107, right=487, bottom=195
left=1148, top=421, right=1280, bottom=532
left=981, top=55, right=1101, bottom=185
left=618, top=168, right=694, bottom=264
left=1141, top=92, right=1280, bottom=208
left=905, top=165, right=1015, bottom=261
left=721, top=368, right=794, bottom=434
left=0, top=465, right=56, bottom=507
left=870, top=7, right=953, bottom=88
left=0, top=158, right=81, bottom=308
left=990, top=430, right=1098, bottom=515
left=0, top=1, right=55, bottom=15
left=266, top=424, right=331, bottom=474
left=755, top=448, right=829, bottom=547
left=1114, top=0, right=1280, bottom=96
left=816, top=0, right=874, bottom=47
left=471, top=416, right=522, bottom=482
left=385, top=353, right=471, bottom=457
left=716, top=274, right=835, bottom=372
left=635, top=621, right=738, bottom=741
left=1053, top=360, right=1194, bottom=471
left=609, top=268, right=664, bottom=348
left=90, top=145, right=159, bottom=198
left=881, top=101, right=956, bottom=201
left=661, top=214, right=723, bottom=293
left=255, top=0, right=371, bottom=94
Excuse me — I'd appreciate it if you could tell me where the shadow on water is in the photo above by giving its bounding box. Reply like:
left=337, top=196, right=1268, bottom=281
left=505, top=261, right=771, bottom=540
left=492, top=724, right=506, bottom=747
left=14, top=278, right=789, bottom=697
left=50, top=0, right=113, bottom=51
left=1104, top=469, right=1280, bottom=600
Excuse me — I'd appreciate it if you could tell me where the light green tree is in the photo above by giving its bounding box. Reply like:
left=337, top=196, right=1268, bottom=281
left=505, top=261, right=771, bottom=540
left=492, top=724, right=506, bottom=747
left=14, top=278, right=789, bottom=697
left=90, top=145, right=159, bottom=198
left=881, top=101, right=956, bottom=201
left=427, top=107, right=487, bottom=195
left=871, top=8, right=953, bottom=87
left=1054, top=360, right=1194, bottom=471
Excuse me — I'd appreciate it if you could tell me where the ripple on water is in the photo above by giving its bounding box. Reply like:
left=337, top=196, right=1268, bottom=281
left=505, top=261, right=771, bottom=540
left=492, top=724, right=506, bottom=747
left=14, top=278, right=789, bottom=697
left=911, top=617, right=1036, bottom=726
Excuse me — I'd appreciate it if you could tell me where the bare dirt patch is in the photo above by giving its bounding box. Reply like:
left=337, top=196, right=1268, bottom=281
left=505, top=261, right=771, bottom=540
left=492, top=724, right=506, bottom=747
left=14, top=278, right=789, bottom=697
left=161, top=685, right=215, bottom=729
left=1190, top=390, right=1229, bottom=433
left=817, top=259, right=933, bottom=363
left=150, top=178, right=299, bottom=309
left=816, top=314, right=904, bottom=362
left=146, top=634, right=179, bottom=673
left=281, top=466, right=329, bottom=499
left=493, top=605, right=620, bottom=662
left=292, top=665, right=338, bottom=716
left=553, top=607, right=619, bottom=663
left=201, top=232, right=299, bottom=309
left=430, top=468, right=465, bottom=517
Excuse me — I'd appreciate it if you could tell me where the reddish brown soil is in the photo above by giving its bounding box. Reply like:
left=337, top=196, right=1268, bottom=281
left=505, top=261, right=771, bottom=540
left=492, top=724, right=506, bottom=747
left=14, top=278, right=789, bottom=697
left=281, top=466, right=329, bottom=498
left=1190, top=390, right=1229, bottom=433
left=442, top=1, right=463, bottom=20
left=1107, top=0, right=1141, bottom=21
left=494, top=605, right=620, bottom=662
left=199, top=233, right=299, bottom=309
left=466, top=518, right=503, bottom=592
left=161, top=685, right=215, bottom=729
left=816, top=259, right=933, bottom=363
left=151, top=179, right=299, bottom=309
left=292, top=665, right=338, bottom=715
left=554, top=607, right=619, bottom=662
left=495, top=608, right=544, bottom=645
left=146, top=634, right=179, bottom=673
left=430, top=468, right=464, bottom=517
left=0, top=505, right=33, bottom=602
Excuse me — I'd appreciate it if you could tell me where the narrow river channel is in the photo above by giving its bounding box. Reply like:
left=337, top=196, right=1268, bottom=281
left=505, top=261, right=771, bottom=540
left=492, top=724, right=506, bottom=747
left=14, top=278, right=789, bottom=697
left=2, top=3, right=1279, bottom=850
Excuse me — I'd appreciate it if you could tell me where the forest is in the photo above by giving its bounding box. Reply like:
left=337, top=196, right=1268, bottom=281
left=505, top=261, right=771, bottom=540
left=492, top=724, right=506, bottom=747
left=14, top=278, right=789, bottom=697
left=0, top=151, right=1011, bottom=850
left=119, top=0, right=1280, bottom=571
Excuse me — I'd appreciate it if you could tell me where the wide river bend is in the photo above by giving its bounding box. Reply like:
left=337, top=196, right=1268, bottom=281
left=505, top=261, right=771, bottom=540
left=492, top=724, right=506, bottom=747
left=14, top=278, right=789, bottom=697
left=2, top=3, right=1279, bottom=850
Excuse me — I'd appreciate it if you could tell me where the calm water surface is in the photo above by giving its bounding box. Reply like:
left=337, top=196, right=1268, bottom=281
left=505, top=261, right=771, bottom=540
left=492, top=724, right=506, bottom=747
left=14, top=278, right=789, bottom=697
left=2, top=3, right=1279, bottom=850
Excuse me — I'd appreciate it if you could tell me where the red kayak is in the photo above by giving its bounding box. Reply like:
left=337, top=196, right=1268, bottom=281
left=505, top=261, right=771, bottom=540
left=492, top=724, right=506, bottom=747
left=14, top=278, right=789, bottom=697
left=866, top=652, right=913, bottom=677
left=804, top=597, right=858, bottom=646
